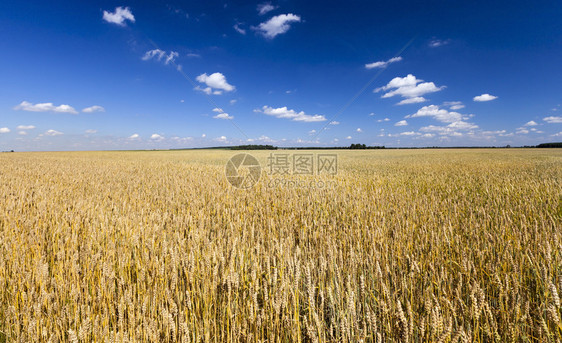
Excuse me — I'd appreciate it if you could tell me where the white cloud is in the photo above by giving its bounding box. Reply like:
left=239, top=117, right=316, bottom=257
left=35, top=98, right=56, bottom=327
left=102, top=6, right=135, bottom=26
left=551, top=132, right=562, bottom=137
left=211, top=108, right=234, bottom=119
left=346, top=136, right=352, bottom=139
left=195, top=72, right=235, bottom=94
left=216, top=136, right=227, bottom=142
left=400, top=131, right=417, bottom=136
left=377, top=118, right=390, bottom=122
left=329, top=121, right=340, bottom=125
left=443, top=101, right=465, bottom=110
left=0, top=127, right=10, bottom=134
left=142, top=49, right=178, bottom=65
left=406, top=105, right=472, bottom=123
left=229, top=99, right=237, bottom=105
left=213, top=112, right=234, bottom=120
left=524, top=120, right=538, bottom=126
left=257, top=106, right=327, bottom=122
left=17, top=125, right=35, bottom=130
left=421, top=133, right=435, bottom=138
left=234, top=23, right=246, bottom=34
left=397, top=97, right=426, bottom=105
left=369, top=112, right=376, bottom=116
left=45, top=129, right=63, bottom=136
left=473, top=94, right=498, bottom=102
left=150, top=133, right=164, bottom=140
left=186, top=53, right=201, bottom=58
left=85, top=129, right=97, bottom=134
left=429, top=39, right=450, bottom=47
left=14, top=101, right=78, bottom=114
left=516, top=129, right=529, bottom=134
left=18, top=131, right=27, bottom=135
left=201, top=134, right=206, bottom=138
left=82, top=105, right=105, bottom=113
left=375, top=74, right=444, bottom=104
left=365, top=56, right=402, bottom=69
left=395, top=120, right=408, bottom=126
left=308, top=129, right=316, bottom=135
left=129, top=133, right=140, bottom=139
left=544, top=116, right=562, bottom=124
left=356, top=128, right=363, bottom=132
left=257, top=3, right=278, bottom=15
left=254, top=14, right=301, bottom=39
left=420, top=121, right=478, bottom=136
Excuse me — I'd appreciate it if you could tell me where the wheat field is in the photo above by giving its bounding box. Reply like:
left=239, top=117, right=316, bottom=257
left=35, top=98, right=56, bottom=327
left=0, top=149, right=561, bottom=342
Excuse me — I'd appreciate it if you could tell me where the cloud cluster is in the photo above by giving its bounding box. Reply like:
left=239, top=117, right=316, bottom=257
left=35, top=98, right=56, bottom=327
left=14, top=101, right=78, bottom=114
left=102, top=7, right=135, bottom=26
left=365, top=56, right=402, bottom=69
left=375, top=74, right=444, bottom=105
left=195, top=72, right=235, bottom=95
left=212, top=108, right=234, bottom=120
left=254, top=14, right=301, bottom=38
left=256, top=106, right=326, bottom=122
left=406, top=105, right=472, bottom=123
left=544, top=116, right=562, bottom=124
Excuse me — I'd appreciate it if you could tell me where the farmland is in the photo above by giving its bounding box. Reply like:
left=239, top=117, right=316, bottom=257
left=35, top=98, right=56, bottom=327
left=0, top=149, right=561, bottom=342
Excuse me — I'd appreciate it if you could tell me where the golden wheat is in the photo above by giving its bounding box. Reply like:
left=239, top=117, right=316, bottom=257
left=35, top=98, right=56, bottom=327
left=0, top=149, right=560, bottom=342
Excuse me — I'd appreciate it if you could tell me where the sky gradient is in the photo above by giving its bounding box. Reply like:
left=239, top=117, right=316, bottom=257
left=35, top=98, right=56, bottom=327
left=1, top=0, right=561, bottom=150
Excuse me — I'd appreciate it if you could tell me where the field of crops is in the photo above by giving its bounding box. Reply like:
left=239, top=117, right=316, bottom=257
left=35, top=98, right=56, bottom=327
left=0, top=149, right=560, bottom=342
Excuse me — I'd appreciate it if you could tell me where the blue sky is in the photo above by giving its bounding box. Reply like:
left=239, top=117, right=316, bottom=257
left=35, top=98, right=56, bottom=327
left=0, top=0, right=561, bottom=150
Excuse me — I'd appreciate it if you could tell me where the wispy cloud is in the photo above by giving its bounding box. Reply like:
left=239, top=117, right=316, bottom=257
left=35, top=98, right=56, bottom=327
left=233, top=23, right=246, bottom=35
left=429, top=39, right=450, bottom=47
left=395, top=120, right=408, bottom=126
left=45, top=129, right=63, bottom=136
left=256, top=106, right=326, bottom=122
left=14, top=101, right=78, bottom=114
left=17, top=125, right=35, bottom=130
left=102, top=6, right=135, bottom=26
left=142, top=49, right=179, bottom=65
left=257, top=2, right=278, bottom=15
left=254, top=14, right=301, bottom=39
left=365, top=56, right=402, bottom=69
left=443, top=101, right=465, bottom=110
left=397, top=97, right=426, bottom=105
left=82, top=105, right=105, bottom=113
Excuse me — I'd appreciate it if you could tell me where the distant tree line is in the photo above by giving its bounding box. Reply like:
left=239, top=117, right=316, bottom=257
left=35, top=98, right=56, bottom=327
left=230, top=145, right=278, bottom=150
left=536, top=142, right=562, bottom=148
